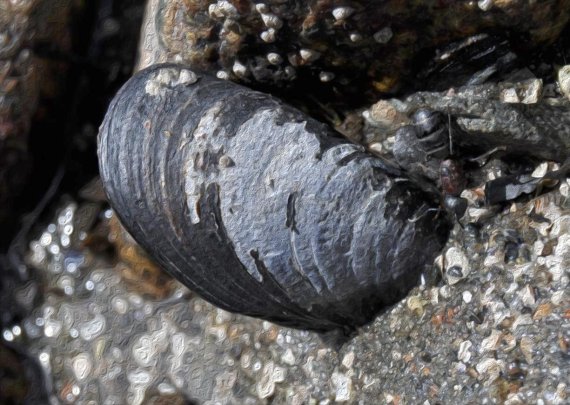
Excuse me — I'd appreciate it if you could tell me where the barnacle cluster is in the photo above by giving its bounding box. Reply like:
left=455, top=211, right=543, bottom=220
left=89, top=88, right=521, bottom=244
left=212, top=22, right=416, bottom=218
left=149, top=0, right=570, bottom=105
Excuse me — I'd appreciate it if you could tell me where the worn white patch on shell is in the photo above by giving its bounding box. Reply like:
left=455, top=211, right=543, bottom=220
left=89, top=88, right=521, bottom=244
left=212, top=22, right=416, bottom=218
left=145, top=68, right=198, bottom=97
left=183, top=102, right=226, bottom=225
left=332, top=371, right=352, bottom=402
left=367, top=142, right=383, bottom=154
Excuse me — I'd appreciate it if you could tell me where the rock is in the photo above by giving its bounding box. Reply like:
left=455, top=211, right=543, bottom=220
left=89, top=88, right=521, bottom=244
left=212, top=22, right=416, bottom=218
left=0, top=0, right=72, bottom=227
left=139, top=0, right=570, bottom=108
left=558, top=65, right=570, bottom=100
left=10, top=176, right=570, bottom=403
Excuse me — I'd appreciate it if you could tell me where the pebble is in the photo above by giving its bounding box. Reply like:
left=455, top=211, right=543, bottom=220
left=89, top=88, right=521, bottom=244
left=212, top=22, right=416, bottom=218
left=442, top=247, right=470, bottom=285
left=341, top=352, right=355, bottom=369
left=480, top=330, right=502, bottom=352
left=557, top=65, right=570, bottom=100
left=331, top=371, right=352, bottom=402
left=72, top=353, right=93, bottom=381
left=281, top=349, right=295, bottom=365
left=475, top=358, right=504, bottom=382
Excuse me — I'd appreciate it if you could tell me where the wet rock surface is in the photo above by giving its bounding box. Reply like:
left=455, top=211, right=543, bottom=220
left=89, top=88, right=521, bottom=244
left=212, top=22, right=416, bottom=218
left=2, top=178, right=568, bottom=404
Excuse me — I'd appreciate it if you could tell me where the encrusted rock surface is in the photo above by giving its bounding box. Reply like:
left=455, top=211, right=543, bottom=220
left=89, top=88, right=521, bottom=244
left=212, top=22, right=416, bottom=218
left=1, top=176, right=568, bottom=404
left=140, top=0, right=570, bottom=104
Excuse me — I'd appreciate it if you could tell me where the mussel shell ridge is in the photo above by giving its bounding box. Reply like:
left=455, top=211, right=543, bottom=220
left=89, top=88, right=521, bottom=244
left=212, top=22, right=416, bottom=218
left=98, top=64, right=450, bottom=332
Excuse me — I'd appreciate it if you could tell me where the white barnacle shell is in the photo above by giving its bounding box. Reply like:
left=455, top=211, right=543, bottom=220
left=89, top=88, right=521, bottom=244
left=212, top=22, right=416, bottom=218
left=332, top=7, right=354, bottom=21
left=255, top=3, right=269, bottom=13
left=216, top=70, right=230, bottom=80
left=232, top=60, right=248, bottom=77
left=261, top=13, right=283, bottom=30
left=300, top=48, right=320, bottom=63
left=266, top=52, right=283, bottom=65
left=208, top=0, right=238, bottom=19
left=260, top=28, right=276, bottom=43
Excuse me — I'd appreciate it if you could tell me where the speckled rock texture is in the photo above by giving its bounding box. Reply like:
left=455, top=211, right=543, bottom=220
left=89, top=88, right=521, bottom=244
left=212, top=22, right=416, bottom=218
left=3, top=179, right=568, bottom=404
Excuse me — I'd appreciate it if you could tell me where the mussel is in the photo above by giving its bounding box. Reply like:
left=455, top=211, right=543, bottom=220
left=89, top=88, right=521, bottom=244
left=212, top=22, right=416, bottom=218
left=98, top=64, right=450, bottom=332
